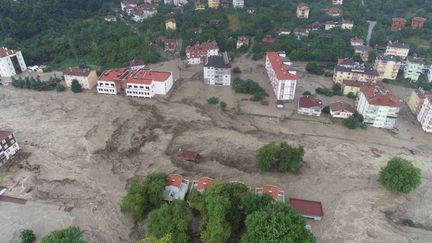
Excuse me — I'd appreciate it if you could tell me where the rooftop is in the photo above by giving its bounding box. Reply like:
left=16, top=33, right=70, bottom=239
left=298, top=3, right=309, bottom=9
left=290, top=198, right=324, bottom=217
left=166, top=174, right=184, bottom=188
left=330, top=101, right=355, bottom=113
left=407, top=56, right=425, bottom=64
left=193, top=177, right=213, bottom=192
left=0, top=130, right=13, bottom=140
left=205, top=53, right=230, bottom=68
left=255, top=185, right=285, bottom=202
left=176, top=149, right=199, bottom=161
left=387, top=42, right=409, bottom=49
left=0, top=47, right=19, bottom=58
left=63, top=67, right=93, bottom=77
left=354, top=45, right=373, bottom=52
left=126, top=69, right=171, bottom=84
left=360, top=85, right=400, bottom=108
left=266, top=52, right=298, bottom=81
left=298, top=96, right=322, bottom=109
left=99, top=68, right=130, bottom=82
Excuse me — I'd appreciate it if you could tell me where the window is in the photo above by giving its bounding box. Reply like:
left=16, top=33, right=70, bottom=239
left=8, top=135, right=12, bottom=139
left=1, top=140, right=5, bottom=144
left=10, top=139, right=14, bottom=144
left=4, top=144, right=8, bottom=149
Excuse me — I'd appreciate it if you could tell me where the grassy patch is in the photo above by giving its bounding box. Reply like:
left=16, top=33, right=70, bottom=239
left=227, top=14, right=240, bottom=31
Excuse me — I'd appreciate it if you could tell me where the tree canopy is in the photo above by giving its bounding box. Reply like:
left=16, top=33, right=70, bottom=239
left=257, top=142, right=305, bottom=172
left=41, top=226, right=86, bottom=243
left=121, top=173, right=167, bottom=221
left=241, top=202, right=315, bottom=243
left=379, top=157, right=421, bottom=193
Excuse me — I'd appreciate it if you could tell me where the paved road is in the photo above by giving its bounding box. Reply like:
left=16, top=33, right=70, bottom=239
left=366, top=21, right=376, bottom=46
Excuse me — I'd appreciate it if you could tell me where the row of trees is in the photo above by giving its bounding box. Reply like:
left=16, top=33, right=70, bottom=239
left=11, top=77, right=60, bottom=91
left=232, top=78, right=268, bottom=101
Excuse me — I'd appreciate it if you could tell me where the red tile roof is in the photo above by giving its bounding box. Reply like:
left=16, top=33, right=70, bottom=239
left=186, top=41, right=219, bottom=58
left=166, top=174, right=183, bottom=188
left=392, top=17, right=407, bottom=22
left=330, top=101, right=355, bottom=113
left=0, top=130, right=13, bottom=140
left=126, top=69, right=171, bottom=84
left=266, top=52, right=298, bottom=81
left=63, top=67, right=92, bottom=77
left=290, top=198, right=324, bottom=217
left=298, top=96, right=322, bottom=108
left=0, top=47, right=19, bottom=58
left=342, top=79, right=363, bottom=87
left=360, top=85, right=400, bottom=108
left=257, top=185, right=284, bottom=201
left=99, top=68, right=130, bottom=82
left=237, top=36, right=250, bottom=44
left=195, top=177, right=213, bottom=191
left=177, top=150, right=199, bottom=161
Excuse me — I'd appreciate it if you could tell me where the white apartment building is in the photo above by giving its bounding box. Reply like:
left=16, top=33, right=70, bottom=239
left=233, top=0, right=244, bottom=8
left=0, top=47, right=27, bottom=77
left=0, top=131, right=20, bottom=167
left=203, top=52, right=231, bottom=86
left=63, top=67, right=98, bottom=90
left=265, top=52, right=298, bottom=101
left=97, top=68, right=131, bottom=95
left=404, top=56, right=424, bottom=82
left=356, top=85, right=400, bottom=129
left=417, top=96, right=432, bottom=133
left=125, top=69, right=173, bottom=98
left=385, top=42, right=410, bottom=59
left=186, top=41, right=219, bottom=65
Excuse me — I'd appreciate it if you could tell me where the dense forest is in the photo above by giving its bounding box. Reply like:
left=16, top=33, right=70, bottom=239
left=1, top=0, right=432, bottom=69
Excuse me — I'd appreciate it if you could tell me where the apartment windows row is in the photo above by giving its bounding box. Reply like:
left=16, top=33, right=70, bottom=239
left=126, top=90, right=150, bottom=96
left=127, top=84, right=150, bottom=90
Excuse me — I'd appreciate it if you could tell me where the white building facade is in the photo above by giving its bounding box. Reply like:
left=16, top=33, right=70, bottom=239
left=265, top=52, right=298, bottom=101
left=0, top=47, right=27, bottom=77
left=203, top=53, right=231, bottom=86
left=233, top=0, right=244, bottom=8
left=186, top=42, right=219, bottom=65
left=0, top=131, right=20, bottom=167
left=125, top=70, right=174, bottom=98
left=417, top=96, right=432, bottom=133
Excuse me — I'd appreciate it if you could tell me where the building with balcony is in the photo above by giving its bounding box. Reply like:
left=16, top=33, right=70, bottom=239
left=385, top=42, right=410, bottom=59
left=356, top=85, right=400, bottom=129
left=333, top=60, right=380, bottom=84
left=0, top=131, right=20, bottom=168
left=203, top=52, right=231, bottom=86
left=417, top=96, right=432, bottom=133
left=296, top=3, right=310, bottom=19
left=0, top=47, right=27, bottom=78
left=265, top=52, right=298, bottom=101
left=374, top=55, right=403, bottom=80
left=404, top=56, right=424, bottom=82
left=186, top=41, right=219, bottom=65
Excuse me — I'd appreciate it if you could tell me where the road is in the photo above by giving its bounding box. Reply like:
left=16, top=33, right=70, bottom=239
left=366, top=21, right=376, bottom=46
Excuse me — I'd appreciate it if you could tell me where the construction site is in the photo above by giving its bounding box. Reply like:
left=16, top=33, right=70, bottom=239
left=1, top=58, right=432, bottom=242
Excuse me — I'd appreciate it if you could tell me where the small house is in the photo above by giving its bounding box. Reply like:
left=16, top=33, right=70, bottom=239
left=298, top=96, right=322, bottom=116
left=255, top=185, right=285, bottom=203
left=163, top=174, right=190, bottom=202
left=289, top=198, right=324, bottom=221
left=330, top=101, right=355, bottom=119
left=191, top=177, right=213, bottom=193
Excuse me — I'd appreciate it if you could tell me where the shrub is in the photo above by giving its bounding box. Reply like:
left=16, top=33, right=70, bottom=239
left=322, top=106, right=330, bottom=114
left=347, top=92, right=357, bottom=99
left=41, top=226, right=86, bottom=243
left=379, top=157, right=421, bottom=193
left=332, top=83, right=342, bottom=95
left=343, top=112, right=364, bottom=129
left=56, top=84, right=66, bottom=92
left=402, top=219, right=416, bottom=227
left=220, top=101, right=227, bottom=111
left=233, top=67, right=242, bottom=74
left=257, top=142, right=305, bottom=172
left=207, top=97, right=220, bottom=104
left=71, top=79, right=82, bottom=93
left=20, top=229, right=36, bottom=243
left=303, top=91, right=312, bottom=96
left=232, top=79, right=268, bottom=101
left=315, top=87, right=334, bottom=97
left=306, top=62, right=324, bottom=75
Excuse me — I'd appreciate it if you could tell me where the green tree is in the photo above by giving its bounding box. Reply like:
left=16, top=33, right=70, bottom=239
left=241, top=203, right=315, bottom=243
left=322, top=106, right=330, bottom=114
left=41, top=226, right=86, bottom=243
left=220, top=101, right=227, bottom=111
left=379, top=157, right=421, bottom=193
left=343, top=116, right=360, bottom=129
left=241, top=192, right=274, bottom=215
left=56, top=83, right=66, bottom=92
left=368, top=50, right=377, bottom=62
left=138, top=235, right=173, bottom=243
left=305, top=62, right=324, bottom=75
left=20, top=229, right=36, bottom=243
left=233, top=67, right=241, bottom=74
left=257, top=142, right=305, bottom=172
left=207, top=97, right=220, bottom=104
left=121, top=173, right=166, bottom=221
left=147, top=201, right=192, bottom=243
left=256, top=143, right=278, bottom=171
left=71, top=79, right=82, bottom=93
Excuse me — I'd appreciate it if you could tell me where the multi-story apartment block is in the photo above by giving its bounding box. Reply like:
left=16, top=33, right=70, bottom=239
left=407, top=88, right=432, bottom=115
left=0, top=130, right=20, bottom=167
left=208, top=0, right=220, bottom=8
left=203, top=52, right=231, bottom=86
left=265, top=52, right=298, bottom=101
left=385, top=42, right=410, bottom=59
left=356, top=85, right=400, bottom=129
left=232, top=0, right=244, bottom=8
left=296, top=3, right=310, bottom=19
left=354, top=45, right=373, bottom=62
left=404, top=57, right=424, bottom=82
left=97, top=68, right=173, bottom=98
left=0, top=47, right=27, bottom=77
left=374, top=55, right=402, bottom=80
left=63, top=67, right=98, bottom=90
left=333, top=60, right=380, bottom=84
left=417, top=96, right=432, bottom=133
left=186, top=41, right=219, bottom=65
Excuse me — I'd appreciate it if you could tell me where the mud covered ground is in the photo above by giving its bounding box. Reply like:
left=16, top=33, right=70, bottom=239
left=1, top=59, right=432, bottom=243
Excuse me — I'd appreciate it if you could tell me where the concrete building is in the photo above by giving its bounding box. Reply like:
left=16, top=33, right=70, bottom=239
left=0, top=131, right=20, bottom=168
left=203, top=52, right=231, bottom=86
left=236, top=36, right=250, bottom=49
left=186, top=41, right=219, bottom=65
left=97, top=68, right=130, bottom=95
left=385, top=42, right=410, bottom=59
left=417, top=96, right=432, bottom=133
left=164, top=174, right=190, bottom=202
left=354, top=45, right=373, bottom=62
left=330, top=101, right=355, bottom=119
left=208, top=0, right=220, bottom=8
left=173, top=0, right=188, bottom=6
left=232, top=0, right=244, bottom=8
left=428, top=65, right=432, bottom=83
left=104, top=15, right=117, bottom=22
left=63, top=67, right=98, bottom=90
left=356, top=85, right=400, bottom=129
left=333, top=60, right=380, bottom=84
left=298, top=96, right=322, bottom=116
left=0, top=47, right=27, bottom=78
left=341, top=19, right=354, bottom=30
left=404, top=56, right=424, bottom=82
left=265, top=52, right=298, bottom=101
left=407, top=89, right=432, bottom=115
left=412, top=16, right=426, bottom=29
left=325, top=21, right=339, bottom=30
left=255, top=185, right=285, bottom=203
left=296, top=3, right=310, bottom=19
left=165, top=19, right=176, bottom=31
left=332, top=0, right=343, bottom=5
left=278, top=28, right=291, bottom=36
left=325, top=6, right=342, bottom=17
left=342, top=79, right=367, bottom=96
left=374, top=55, right=402, bottom=80
left=391, top=18, right=407, bottom=31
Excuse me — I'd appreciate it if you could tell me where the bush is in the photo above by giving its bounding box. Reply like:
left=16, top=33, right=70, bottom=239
left=402, top=219, right=416, bottom=227
left=41, top=226, right=86, bottom=243
left=20, top=229, right=36, bottom=243
left=220, top=101, right=227, bottom=111
left=315, top=87, right=334, bottom=97
left=322, top=106, right=330, bottom=114
left=56, top=84, right=66, bottom=92
left=257, top=142, right=305, bottom=172
left=233, top=67, right=242, bottom=74
left=343, top=112, right=364, bottom=129
left=232, top=79, right=268, bottom=101
left=347, top=92, right=356, bottom=99
left=207, top=97, right=220, bottom=104
left=306, top=62, right=324, bottom=75
left=71, top=79, right=82, bottom=93
left=379, top=157, right=421, bottom=193
left=302, top=91, right=311, bottom=96
left=332, top=83, right=342, bottom=95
